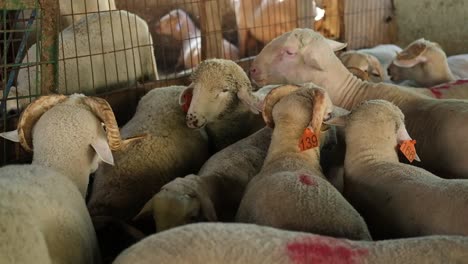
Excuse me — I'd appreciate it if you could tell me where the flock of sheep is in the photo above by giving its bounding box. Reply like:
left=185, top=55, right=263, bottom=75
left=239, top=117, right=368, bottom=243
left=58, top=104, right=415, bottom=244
left=2, top=1, right=468, bottom=264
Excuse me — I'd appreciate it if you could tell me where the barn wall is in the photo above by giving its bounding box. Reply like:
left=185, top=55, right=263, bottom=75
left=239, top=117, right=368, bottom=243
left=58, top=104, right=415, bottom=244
left=394, top=0, right=468, bottom=56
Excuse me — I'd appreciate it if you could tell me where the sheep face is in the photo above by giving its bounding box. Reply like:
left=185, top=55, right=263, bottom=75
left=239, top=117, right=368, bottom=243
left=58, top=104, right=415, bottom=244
left=388, top=39, right=449, bottom=87
left=249, top=28, right=347, bottom=86
left=155, top=9, right=189, bottom=41
left=181, top=59, right=254, bottom=128
left=339, top=52, right=384, bottom=83
left=153, top=189, right=202, bottom=232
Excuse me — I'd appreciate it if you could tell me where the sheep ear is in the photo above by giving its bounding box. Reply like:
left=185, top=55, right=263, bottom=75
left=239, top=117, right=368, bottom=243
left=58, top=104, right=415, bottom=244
left=179, top=84, right=194, bottom=105
left=393, top=56, right=427, bottom=68
left=237, top=88, right=262, bottom=114
left=397, top=124, right=421, bottom=162
left=302, top=45, right=325, bottom=71
left=197, top=192, right=218, bottom=222
left=324, top=107, right=350, bottom=127
left=91, top=134, right=114, bottom=166
left=0, top=130, right=20, bottom=142
left=133, top=197, right=154, bottom=222
left=325, top=38, right=347, bottom=51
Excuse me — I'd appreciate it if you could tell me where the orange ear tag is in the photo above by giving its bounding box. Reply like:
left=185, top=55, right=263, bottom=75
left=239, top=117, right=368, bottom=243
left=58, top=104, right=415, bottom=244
left=181, top=91, right=193, bottom=113
left=299, top=126, right=319, bottom=151
left=399, top=140, right=417, bottom=163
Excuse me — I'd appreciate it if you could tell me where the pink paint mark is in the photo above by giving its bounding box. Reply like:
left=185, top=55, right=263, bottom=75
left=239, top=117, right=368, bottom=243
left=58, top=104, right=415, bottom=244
left=299, top=174, right=317, bottom=187
left=429, top=79, right=468, bottom=99
left=286, top=236, right=368, bottom=264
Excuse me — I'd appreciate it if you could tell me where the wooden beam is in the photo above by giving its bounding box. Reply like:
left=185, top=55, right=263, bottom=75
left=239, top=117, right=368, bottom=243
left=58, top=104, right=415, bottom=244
left=199, top=0, right=224, bottom=59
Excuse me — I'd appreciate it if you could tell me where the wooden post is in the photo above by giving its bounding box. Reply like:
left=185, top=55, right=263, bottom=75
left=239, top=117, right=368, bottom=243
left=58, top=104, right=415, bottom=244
left=39, top=0, right=59, bottom=94
left=199, top=0, right=224, bottom=60
left=297, top=0, right=315, bottom=28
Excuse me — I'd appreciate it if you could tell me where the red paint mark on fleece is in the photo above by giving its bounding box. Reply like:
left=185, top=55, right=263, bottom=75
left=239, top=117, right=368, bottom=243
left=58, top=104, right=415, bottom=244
left=299, top=174, right=317, bottom=187
left=286, top=236, right=368, bottom=264
left=429, top=79, right=468, bottom=99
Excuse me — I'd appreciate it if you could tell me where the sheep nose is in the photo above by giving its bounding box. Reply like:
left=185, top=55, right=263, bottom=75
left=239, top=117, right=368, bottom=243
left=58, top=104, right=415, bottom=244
left=250, top=67, right=260, bottom=77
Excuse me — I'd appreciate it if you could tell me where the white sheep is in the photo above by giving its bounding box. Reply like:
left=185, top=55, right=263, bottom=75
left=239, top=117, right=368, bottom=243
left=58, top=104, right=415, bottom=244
left=86, top=85, right=211, bottom=221
left=178, top=58, right=275, bottom=150
left=4, top=10, right=158, bottom=113
left=154, top=9, right=239, bottom=69
left=388, top=38, right=468, bottom=87
left=0, top=94, right=135, bottom=263
left=327, top=99, right=468, bottom=239
left=249, top=28, right=468, bottom=179
left=113, top=222, right=468, bottom=264
left=236, top=85, right=371, bottom=240
left=134, top=126, right=272, bottom=232
left=339, top=51, right=385, bottom=83
left=13, top=0, right=117, bottom=51
left=357, top=44, right=402, bottom=76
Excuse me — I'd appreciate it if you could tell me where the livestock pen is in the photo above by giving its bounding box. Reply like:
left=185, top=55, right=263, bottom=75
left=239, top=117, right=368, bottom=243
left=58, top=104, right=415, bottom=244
left=0, top=0, right=466, bottom=165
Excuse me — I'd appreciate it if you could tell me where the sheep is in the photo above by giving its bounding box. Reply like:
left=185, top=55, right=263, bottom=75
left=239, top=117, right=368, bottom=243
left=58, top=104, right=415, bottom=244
left=154, top=9, right=239, bottom=70
left=249, top=28, right=468, bottom=179
left=388, top=38, right=468, bottom=88
left=134, top=126, right=272, bottom=232
left=0, top=93, right=136, bottom=263
left=357, top=44, right=402, bottom=75
left=236, top=85, right=371, bottom=240
left=326, top=99, right=468, bottom=240
left=236, top=0, right=314, bottom=57
left=113, top=222, right=468, bottom=264
left=12, top=0, right=117, bottom=52
left=4, top=10, right=158, bottom=113
left=178, top=58, right=275, bottom=151
left=339, top=51, right=385, bottom=83
left=87, top=85, right=211, bottom=221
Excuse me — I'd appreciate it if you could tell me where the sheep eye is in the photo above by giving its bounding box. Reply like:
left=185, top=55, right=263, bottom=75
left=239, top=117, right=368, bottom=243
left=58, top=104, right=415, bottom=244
left=221, top=88, right=230, bottom=93
left=285, top=50, right=296, bottom=56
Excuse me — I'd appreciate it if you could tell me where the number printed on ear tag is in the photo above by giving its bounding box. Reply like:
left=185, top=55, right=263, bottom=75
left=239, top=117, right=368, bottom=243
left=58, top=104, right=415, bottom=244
left=399, top=140, right=417, bottom=163
left=299, top=127, right=319, bottom=151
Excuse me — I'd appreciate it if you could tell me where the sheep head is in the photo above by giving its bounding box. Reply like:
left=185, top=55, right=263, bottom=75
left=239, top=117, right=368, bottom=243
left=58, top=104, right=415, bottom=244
left=339, top=51, right=385, bottom=83
left=179, top=59, right=260, bottom=129
left=249, top=28, right=347, bottom=86
left=154, top=9, right=191, bottom=41
left=262, top=84, right=345, bottom=148
left=0, top=94, right=145, bottom=165
left=388, top=38, right=452, bottom=87
left=135, top=175, right=217, bottom=233
left=325, top=99, right=421, bottom=162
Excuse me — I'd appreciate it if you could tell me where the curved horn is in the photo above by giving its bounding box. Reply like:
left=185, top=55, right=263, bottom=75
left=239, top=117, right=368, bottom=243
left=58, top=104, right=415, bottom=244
left=262, top=85, right=300, bottom=128
left=347, top=66, right=370, bottom=81
left=81, top=96, right=125, bottom=151
left=17, top=94, right=68, bottom=152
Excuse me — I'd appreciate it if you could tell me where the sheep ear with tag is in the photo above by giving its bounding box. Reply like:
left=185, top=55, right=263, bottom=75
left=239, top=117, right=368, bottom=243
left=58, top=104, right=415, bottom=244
left=396, top=124, right=421, bottom=162
left=91, top=133, right=114, bottom=166
left=0, top=130, right=20, bottom=142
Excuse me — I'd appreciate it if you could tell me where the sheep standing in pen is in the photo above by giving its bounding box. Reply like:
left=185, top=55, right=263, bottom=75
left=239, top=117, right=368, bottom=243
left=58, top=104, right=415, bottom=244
left=134, top=126, right=272, bottom=232
left=326, top=99, right=468, bottom=239
left=178, top=59, right=275, bottom=151
left=87, top=86, right=211, bottom=221
left=388, top=38, right=468, bottom=87
left=339, top=51, right=385, bottom=83
left=4, top=10, right=158, bottom=113
left=0, top=94, right=137, bottom=264
left=249, top=28, right=468, bottom=179
left=236, top=85, right=371, bottom=240
left=154, top=9, right=239, bottom=70
left=113, top=222, right=468, bottom=264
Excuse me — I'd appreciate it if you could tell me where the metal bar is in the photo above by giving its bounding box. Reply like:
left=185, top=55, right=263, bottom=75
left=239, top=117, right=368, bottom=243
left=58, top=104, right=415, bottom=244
left=39, top=0, right=59, bottom=95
